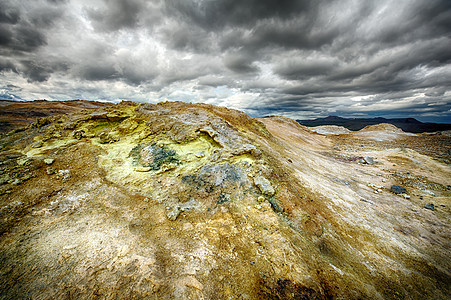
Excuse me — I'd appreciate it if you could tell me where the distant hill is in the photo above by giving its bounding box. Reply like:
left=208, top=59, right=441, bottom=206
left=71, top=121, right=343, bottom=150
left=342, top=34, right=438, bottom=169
left=297, top=116, right=451, bottom=133
left=0, top=100, right=113, bottom=134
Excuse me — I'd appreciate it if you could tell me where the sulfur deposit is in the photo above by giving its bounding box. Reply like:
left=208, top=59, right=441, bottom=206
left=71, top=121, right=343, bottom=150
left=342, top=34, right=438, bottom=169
left=0, top=101, right=449, bottom=299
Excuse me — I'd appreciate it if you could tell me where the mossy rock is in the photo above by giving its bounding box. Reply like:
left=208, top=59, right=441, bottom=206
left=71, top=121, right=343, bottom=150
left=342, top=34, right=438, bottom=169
left=129, top=143, right=179, bottom=171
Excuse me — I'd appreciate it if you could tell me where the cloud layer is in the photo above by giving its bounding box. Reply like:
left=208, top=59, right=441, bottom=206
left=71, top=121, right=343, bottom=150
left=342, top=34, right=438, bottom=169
left=0, top=0, right=450, bottom=122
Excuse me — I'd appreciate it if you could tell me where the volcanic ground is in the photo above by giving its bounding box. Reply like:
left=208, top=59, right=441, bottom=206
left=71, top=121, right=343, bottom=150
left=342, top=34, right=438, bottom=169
left=0, top=101, right=449, bottom=299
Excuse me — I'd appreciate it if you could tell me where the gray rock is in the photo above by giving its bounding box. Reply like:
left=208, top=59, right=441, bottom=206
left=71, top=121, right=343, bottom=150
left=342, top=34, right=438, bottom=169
left=363, top=156, right=374, bottom=165
left=424, top=203, right=435, bottom=210
left=254, top=176, right=275, bottom=196
left=423, top=189, right=436, bottom=197
left=390, top=185, right=407, bottom=194
left=268, top=197, right=283, bottom=213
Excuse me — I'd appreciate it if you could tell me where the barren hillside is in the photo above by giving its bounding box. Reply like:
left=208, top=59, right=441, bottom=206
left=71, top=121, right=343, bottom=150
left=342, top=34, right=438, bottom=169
left=0, top=101, right=449, bottom=299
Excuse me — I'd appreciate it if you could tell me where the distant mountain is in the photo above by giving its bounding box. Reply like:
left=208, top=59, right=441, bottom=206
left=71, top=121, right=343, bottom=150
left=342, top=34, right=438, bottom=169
left=297, top=116, right=451, bottom=133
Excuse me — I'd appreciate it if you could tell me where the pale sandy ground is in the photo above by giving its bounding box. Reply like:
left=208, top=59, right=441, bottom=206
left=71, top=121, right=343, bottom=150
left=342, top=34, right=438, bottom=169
left=309, top=125, right=351, bottom=135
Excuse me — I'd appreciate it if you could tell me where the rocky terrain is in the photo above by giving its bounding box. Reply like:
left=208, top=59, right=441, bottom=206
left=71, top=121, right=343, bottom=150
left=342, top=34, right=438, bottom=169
left=0, top=101, right=449, bottom=299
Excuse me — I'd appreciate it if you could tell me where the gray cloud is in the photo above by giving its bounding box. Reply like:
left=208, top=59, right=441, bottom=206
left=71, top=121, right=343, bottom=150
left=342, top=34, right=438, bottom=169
left=0, top=2, right=20, bottom=24
left=165, top=0, right=315, bottom=30
left=86, top=0, right=146, bottom=32
left=223, top=52, right=259, bottom=74
left=0, top=0, right=449, bottom=123
left=0, top=23, right=47, bottom=53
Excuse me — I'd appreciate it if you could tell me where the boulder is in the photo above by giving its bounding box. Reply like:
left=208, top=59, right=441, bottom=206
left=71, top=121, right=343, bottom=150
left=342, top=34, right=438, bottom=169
left=424, top=203, right=435, bottom=210
left=364, top=156, right=374, bottom=164
left=390, top=185, right=407, bottom=194
left=44, top=158, right=54, bottom=165
left=254, top=176, right=275, bottom=196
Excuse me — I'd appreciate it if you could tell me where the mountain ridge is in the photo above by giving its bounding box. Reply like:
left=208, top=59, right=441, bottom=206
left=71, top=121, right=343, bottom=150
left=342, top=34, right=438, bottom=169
left=297, top=115, right=451, bottom=133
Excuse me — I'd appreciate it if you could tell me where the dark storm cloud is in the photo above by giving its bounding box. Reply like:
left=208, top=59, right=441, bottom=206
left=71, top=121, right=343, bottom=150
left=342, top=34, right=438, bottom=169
left=0, top=0, right=66, bottom=53
left=86, top=0, right=146, bottom=32
left=165, top=0, right=314, bottom=29
left=223, top=52, right=259, bottom=74
left=274, top=57, right=339, bottom=80
left=278, top=36, right=451, bottom=98
left=0, top=23, right=47, bottom=53
left=80, top=64, right=118, bottom=81
left=0, top=0, right=449, bottom=122
left=19, top=61, right=51, bottom=82
left=164, top=0, right=337, bottom=53
left=0, top=57, right=16, bottom=72
left=0, top=0, right=69, bottom=84
left=0, top=2, right=20, bottom=24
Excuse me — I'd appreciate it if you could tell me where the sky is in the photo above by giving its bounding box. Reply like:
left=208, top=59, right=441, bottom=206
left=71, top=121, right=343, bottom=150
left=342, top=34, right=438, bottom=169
left=0, top=0, right=450, bottom=122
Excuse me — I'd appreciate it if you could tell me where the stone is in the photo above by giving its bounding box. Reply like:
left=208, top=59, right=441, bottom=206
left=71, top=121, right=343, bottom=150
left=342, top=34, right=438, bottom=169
left=11, top=179, right=21, bottom=185
left=364, top=156, right=374, bottom=165
left=130, top=143, right=178, bottom=171
left=46, top=167, right=57, bottom=175
left=268, top=197, right=283, bottom=213
left=254, top=176, right=275, bottom=196
left=257, top=196, right=265, bottom=203
left=17, top=158, right=31, bottom=166
left=57, top=169, right=70, bottom=181
left=44, top=158, right=54, bottom=165
left=157, top=163, right=177, bottom=173
left=423, top=189, right=436, bottom=197
left=424, top=203, right=435, bottom=210
left=134, top=166, right=152, bottom=172
left=390, top=185, right=407, bottom=194
left=167, top=207, right=181, bottom=221
left=195, top=151, right=205, bottom=158
left=73, top=130, right=85, bottom=140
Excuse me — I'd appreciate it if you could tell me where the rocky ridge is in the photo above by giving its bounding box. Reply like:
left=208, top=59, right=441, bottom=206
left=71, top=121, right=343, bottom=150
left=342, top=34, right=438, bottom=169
left=0, top=101, right=449, bottom=299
